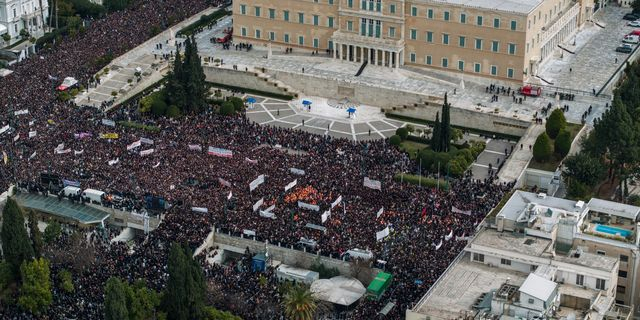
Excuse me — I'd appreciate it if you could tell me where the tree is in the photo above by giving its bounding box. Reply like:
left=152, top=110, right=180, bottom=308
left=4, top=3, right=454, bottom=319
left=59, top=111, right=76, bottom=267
left=545, top=108, right=567, bottom=139
left=2, top=198, right=34, bottom=275
left=204, top=306, right=242, bottom=320
left=431, top=112, right=441, bottom=152
left=282, top=284, right=318, bottom=320
left=395, top=127, right=409, bottom=140
left=43, top=220, right=62, bottom=244
left=18, top=258, right=52, bottom=315
left=126, top=279, right=161, bottom=320
left=166, top=49, right=187, bottom=109
left=389, top=135, right=401, bottom=146
left=162, top=243, right=205, bottom=320
left=58, top=269, right=74, bottom=293
left=633, top=0, right=640, bottom=13
left=181, top=36, right=207, bottom=113
left=105, top=277, right=129, bottom=320
left=532, top=132, right=553, bottom=162
left=554, top=129, right=572, bottom=158
left=219, top=102, right=235, bottom=116
left=166, top=105, right=181, bottom=118
left=103, top=0, right=131, bottom=12
left=229, top=97, right=244, bottom=112
left=562, top=153, right=606, bottom=187
left=440, top=93, right=452, bottom=152
left=27, top=211, right=43, bottom=258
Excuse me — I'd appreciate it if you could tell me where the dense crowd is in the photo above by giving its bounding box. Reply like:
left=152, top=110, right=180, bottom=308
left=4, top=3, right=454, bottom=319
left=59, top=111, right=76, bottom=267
left=0, top=0, right=513, bottom=318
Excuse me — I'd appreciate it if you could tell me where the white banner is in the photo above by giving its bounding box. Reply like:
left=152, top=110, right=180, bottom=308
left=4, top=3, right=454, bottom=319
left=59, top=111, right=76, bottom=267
left=290, top=168, right=306, bottom=176
left=331, top=195, right=342, bottom=209
left=284, top=179, right=297, bottom=192
left=243, top=229, right=256, bottom=237
left=253, top=198, right=264, bottom=212
left=227, top=191, right=232, bottom=200
left=74, top=150, right=84, bottom=156
left=321, top=210, right=331, bottom=223
left=56, top=149, right=71, bottom=154
left=445, top=230, right=453, bottom=241
left=249, top=174, right=265, bottom=192
left=28, top=131, right=36, bottom=138
left=245, top=157, right=258, bottom=164
left=0, top=125, right=9, bottom=135
left=14, top=109, right=29, bottom=116
left=108, top=158, right=119, bottom=166
left=55, top=143, right=64, bottom=151
left=364, top=177, right=382, bottom=190
left=259, top=210, right=276, bottom=219
left=376, top=207, right=384, bottom=219
left=29, top=151, right=37, bottom=160
left=452, top=206, right=472, bottom=216
left=140, top=137, right=154, bottom=145
left=264, top=204, right=275, bottom=212
left=127, top=140, right=142, bottom=151
left=140, top=148, right=154, bottom=156
left=29, top=120, right=35, bottom=126
left=219, top=178, right=231, bottom=187
left=101, top=119, right=116, bottom=127
left=298, top=201, right=320, bottom=212
left=188, top=144, right=202, bottom=151
left=191, top=207, right=208, bottom=213
left=152, top=162, right=161, bottom=168
left=13, top=134, right=19, bottom=142
left=435, top=240, right=443, bottom=250
left=376, top=226, right=390, bottom=242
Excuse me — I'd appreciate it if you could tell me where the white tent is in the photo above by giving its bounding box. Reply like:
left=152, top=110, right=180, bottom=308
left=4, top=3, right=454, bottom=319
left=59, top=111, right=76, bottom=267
left=310, top=276, right=366, bottom=306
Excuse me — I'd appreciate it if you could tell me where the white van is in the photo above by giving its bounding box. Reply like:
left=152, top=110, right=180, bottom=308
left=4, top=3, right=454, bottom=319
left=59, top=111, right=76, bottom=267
left=82, top=189, right=105, bottom=204
left=62, top=186, right=81, bottom=198
left=623, top=34, right=640, bottom=44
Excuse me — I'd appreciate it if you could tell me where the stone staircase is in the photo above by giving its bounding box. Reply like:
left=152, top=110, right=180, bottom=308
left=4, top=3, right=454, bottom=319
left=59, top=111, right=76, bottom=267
left=383, top=95, right=444, bottom=113
left=253, top=68, right=301, bottom=98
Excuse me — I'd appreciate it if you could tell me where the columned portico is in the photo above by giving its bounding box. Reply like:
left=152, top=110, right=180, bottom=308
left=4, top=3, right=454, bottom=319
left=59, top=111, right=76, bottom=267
left=330, top=31, right=404, bottom=69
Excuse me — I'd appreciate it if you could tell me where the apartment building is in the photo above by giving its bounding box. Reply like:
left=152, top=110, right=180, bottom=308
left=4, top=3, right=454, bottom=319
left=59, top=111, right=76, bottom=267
left=232, top=0, right=595, bottom=82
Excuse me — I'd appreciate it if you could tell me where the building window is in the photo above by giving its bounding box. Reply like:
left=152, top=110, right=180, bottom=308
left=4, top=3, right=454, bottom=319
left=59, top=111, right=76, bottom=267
left=443, top=11, right=450, bottom=21
left=347, top=20, right=353, bottom=31
left=459, top=36, right=465, bottom=47
left=620, top=255, right=629, bottom=262
left=475, top=38, right=482, bottom=50
left=491, top=41, right=499, bottom=52
left=313, top=38, right=319, bottom=48
left=477, top=16, right=483, bottom=26
left=617, top=285, right=626, bottom=294
left=410, top=52, right=416, bottom=62
left=511, top=20, right=517, bottom=30
left=255, top=29, right=261, bottom=39
left=530, top=265, right=538, bottom=272
left=442, top=58, right=448, bottom=68
left=528, top=298, right=535, bottom=304
left=255, top=6, right=261, bottom=17
left=328, top=40, right=333, bottom=50
left=410, top=29, right=417, bottom=40
left=284, top=33, right=289, bottom=43
left=298, top=12, right=304, bottom=24
left=240, top=4, right=246, bottom=15
left=472, top=252, right=484, bottom=262
left=426, top=31, right=433, bottom=43
left=507, top=68, right=514, bottom=78
left=596, top=278, right=606, bottom=290
left=269, top=8, right=275, bottom=19
left=460, top=13, right=466, bottom=23
left=493, top=18, right=500, bottom=28
left=269, top=31, right=275, bottom=41
left=442, top=33, right=449, bottom=45
left=361, top=18, right=366, bottom=36
left=362, top=0, right=367, bottom=10
left=313, top=15, right=319, bottom=26
left=328, top=0, right=334, bottom=4
left=241, top=27, right=247, bottom=37
left=474, top=63, right=481, bottom=73
left=375, top=20, right=381, bottom=38
left=619, top=270, right=627, bottom=278
left=389, top=27, right=395, bottom=37
left=298, top=36, right=304, bottom=45
left=411, top=6, right=417, bottom=16
left=427, top=9, right=434, bottom=19
left=284, top=10, right=289, bottom=21
left=458, top=60, right=464, bottom=71
left=596, top=250, right=606, bottom=256
left=390, top=4, right=396, bottom=13
left=328, top=17, right=334, bottom=28
left=425, top=55, right=432, bottom=65
left=508, top=43, right=516, bottom=55
left=348, top=0, right=353, bottom=8
left=491, top=65, right=497, bottom=75
left=576, top=274, right=584, bottom=286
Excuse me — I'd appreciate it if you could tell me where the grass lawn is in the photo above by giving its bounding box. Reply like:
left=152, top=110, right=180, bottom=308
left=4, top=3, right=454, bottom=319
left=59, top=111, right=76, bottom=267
left=528, top=123, right=583, bottom=172
left=399, top=141, right=428, bottom=159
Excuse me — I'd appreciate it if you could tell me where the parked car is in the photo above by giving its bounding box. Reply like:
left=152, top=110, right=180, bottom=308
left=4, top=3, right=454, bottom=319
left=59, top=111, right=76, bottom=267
left=623, top=13, right=639, bottom=21
left=623, top=34, right=640, bottom=44
left=629, top=20, right=640, bottom=27
left=616, top=44, right=634, bottom=53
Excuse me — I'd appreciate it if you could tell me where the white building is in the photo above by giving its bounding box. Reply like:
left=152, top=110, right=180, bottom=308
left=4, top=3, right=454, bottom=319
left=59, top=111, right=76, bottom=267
left=0, top=0, right=49, bottom=43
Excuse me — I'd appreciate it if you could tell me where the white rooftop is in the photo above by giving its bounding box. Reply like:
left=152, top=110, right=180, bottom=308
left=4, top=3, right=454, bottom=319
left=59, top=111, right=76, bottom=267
left=587, top=198, right=640, bottom=221
left=419, top=0, right=542, bottom=14
left=497, top=191, right=585, bottom=223
left=519, top=273, right=557, bottom=302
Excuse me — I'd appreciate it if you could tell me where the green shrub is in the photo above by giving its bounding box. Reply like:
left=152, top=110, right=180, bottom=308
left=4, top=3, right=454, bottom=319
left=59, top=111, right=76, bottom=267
left=628, top=194, right=640, bottom=206
left=448, top=158, right=467, bottom=177
left=418, top=149, right=436, bottom=171
left=554, top=129, right=571, bottom=158
left=457, top=148, right=474, bottom=164
left=57, top=91, right=72, bottom=102
left=117, top=121, right=161, bottom=132
left=229, top=97, right=244, bottom=112
left=567, top=180, right=590, bottom=199
left=389, top=135, right=402, bottom=146
left=69, top=88, right=79, bottom=97
left=220, top=102, right=235, bottom=116
left=396, top=127, right=409, bottom=140
left=43, top=221, right=62, bottom=244
left=58, top=269, right=74, bottom=293
left=431, top=152, right=451, bottom=172
left=151, top=96, right=168, bottom=116
left=166, top=105, right=181, bottom=118
left=546, top=109, right=567, bottom=139
left=393, top=173, right=449, bottom=190
left=533, top=132, right=553, bottom=162
left=309, top=263, right=340, bottom=279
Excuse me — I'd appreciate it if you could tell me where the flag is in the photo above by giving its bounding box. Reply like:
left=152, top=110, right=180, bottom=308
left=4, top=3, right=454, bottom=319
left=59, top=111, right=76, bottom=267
left=139, top=149, right=154, bottom=156
left=127, top=140, right=142, bottom=150
left=153, top=162, right=161, bottom=168
left=2, top=151, right=7, bottom=165
left=218, top=178, right=231, bottom=187
left=363, top=177, right=381, bottom=190
left=29, top=131, right=37, bottom=138
left=245, top=157, right=258, bottom=164
left=29, top=151, right=37, bottom=160
left=445, top=230, right=453, bottom=241
left=13, top=134, right=19, bottom=142
left=435, top=240, right=443, bottom=250
left=74, top=150, right=84, bottom=155
left=227, top=191, right=232, bottom=200
left=208, top=147, right=233, bottom=158
left=188, top=144, right=202, bottom=151
left=108, top=158, right=119, bottom=166
left=48, top=75, right=58, bottom=80
left=376, top=207, right=384, bottom=219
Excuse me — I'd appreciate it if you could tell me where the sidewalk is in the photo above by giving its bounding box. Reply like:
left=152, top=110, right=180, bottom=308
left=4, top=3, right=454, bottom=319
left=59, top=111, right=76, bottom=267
left=498, top=124, right=546, bottom=184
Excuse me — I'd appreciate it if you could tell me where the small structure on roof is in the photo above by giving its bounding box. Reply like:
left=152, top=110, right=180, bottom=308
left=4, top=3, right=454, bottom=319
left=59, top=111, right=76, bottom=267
left=310, top=276, right=366, bottom=306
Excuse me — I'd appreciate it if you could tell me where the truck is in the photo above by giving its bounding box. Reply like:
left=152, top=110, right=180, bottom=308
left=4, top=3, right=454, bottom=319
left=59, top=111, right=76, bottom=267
left=82, top=189, right=105, bottom=204
left=61, top=186, right=82, bottom=198
left=519, top=84, right=542, bottom=97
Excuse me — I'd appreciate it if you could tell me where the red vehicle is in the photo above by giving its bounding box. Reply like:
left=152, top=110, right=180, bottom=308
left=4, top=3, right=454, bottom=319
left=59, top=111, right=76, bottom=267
left=214, top=33, right=231, bottom=43
left=519, top=85, right=542, bottom=97
left=629, top=29, right=640, bottom=36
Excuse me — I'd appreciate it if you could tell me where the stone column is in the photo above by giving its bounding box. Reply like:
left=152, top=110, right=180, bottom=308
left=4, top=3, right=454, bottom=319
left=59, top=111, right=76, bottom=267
left=383, top=50, right=387, bottom=67
left=372, top=48, right=377, bottom=65
left=394, top=52, right=399, bottom=70
left=334, top=42, right=338, bottom=59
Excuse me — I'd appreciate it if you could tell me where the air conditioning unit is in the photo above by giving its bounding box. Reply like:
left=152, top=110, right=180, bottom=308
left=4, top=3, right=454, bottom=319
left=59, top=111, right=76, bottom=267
left=537, top=193, right=547, bottom=199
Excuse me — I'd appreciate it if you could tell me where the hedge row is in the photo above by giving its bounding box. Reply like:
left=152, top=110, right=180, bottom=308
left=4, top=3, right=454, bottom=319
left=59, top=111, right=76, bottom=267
left=393, top=173, right=449, bottom=190
left=206, top=82, right=294, bottom=101
left=177, top=9, right=231, bottom=36
left=117, top=121, right=161, bottom=132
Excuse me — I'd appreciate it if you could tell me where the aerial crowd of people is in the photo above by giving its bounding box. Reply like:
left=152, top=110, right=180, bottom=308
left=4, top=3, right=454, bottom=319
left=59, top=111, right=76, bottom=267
left=0, top=0, right=513, bottom=318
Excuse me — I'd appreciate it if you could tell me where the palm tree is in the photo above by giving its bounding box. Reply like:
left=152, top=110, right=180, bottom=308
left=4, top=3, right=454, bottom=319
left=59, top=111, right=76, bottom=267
left=282, top=284, right=318, bottom=320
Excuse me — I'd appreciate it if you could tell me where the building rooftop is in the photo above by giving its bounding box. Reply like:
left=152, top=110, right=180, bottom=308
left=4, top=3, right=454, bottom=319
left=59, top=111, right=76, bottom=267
left=587, top=198, right=640, bottom=221
left=554, top=251, right=618, bottom=272
left=519, top=273, right=556, bottom=301
left=497, top=191, right=585, bottom=223
left=423, top=0, right=543, bottom=14
left=411, top=252, right=527, bottom=319
left=472, top=228, right=551, bottom=257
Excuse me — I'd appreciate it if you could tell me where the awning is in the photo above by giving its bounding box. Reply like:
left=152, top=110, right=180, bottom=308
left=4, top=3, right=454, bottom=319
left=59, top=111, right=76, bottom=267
left=246, top=97, right=256, bottom=103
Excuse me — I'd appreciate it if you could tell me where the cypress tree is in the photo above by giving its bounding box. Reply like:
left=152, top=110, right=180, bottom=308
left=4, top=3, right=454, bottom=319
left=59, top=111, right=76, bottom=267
left=440, top=93, right=452, bottom=153
left=166, top=48, right=186, bottom=110
left=1, top=198, right=34, bottom=275
left=27, top=211, right=43, bottom=258
left=183, top=244, right=205, bottom=319
left=163, top=243, right=189, bottom=320
left=431, top=112, right=441, bottom=152
left=104, top=277, right=129, bottom=320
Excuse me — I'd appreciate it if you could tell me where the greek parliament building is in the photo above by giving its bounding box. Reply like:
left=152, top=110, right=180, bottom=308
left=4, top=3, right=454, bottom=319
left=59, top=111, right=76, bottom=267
left=232, top=0, right=594, bottom=82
